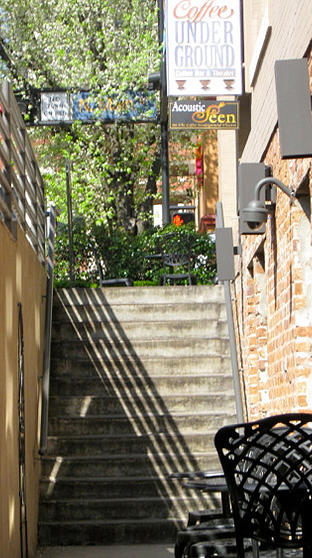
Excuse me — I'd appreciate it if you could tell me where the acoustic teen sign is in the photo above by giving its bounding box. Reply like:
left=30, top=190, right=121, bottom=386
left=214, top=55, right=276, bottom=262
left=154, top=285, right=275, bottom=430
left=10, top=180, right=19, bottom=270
left=169, top=99, right=239, bottom=129
left=166, top=0, right=243, bottom=96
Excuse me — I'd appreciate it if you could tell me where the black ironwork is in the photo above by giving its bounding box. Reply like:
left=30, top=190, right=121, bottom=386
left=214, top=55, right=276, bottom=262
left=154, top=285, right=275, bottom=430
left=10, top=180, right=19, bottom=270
left=170, top=470, right=236, bottom=558
left=215, top=413, right=312, bottom=558
left=158, top=232, right=196, bottom=285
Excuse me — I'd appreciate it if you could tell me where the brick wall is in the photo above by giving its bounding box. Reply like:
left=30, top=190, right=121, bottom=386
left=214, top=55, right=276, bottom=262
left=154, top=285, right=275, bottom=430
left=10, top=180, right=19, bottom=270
left=235, top=44, right=312, bottom=421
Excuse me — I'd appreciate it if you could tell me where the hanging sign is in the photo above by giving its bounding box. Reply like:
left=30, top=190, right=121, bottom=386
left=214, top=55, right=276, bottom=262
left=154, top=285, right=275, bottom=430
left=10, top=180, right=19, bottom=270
left=39, top=90, right=157, bottom=124
left=72, top=91, right=157, bottom=122
left=166, top=0, right=243, bottom=96
left=40, top=92, right=71, bottom=122
left=169, top=99, right=239, bottom=129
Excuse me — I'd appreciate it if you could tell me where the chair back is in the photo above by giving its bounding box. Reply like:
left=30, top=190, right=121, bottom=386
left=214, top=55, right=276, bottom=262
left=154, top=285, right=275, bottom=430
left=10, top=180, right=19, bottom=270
left=158, top=232, right=194, bottom=262
left=162, top=252, right=190, bottom=267
left=214, top=413, right=312, bottom=550
left=157, top=232, right=195, bottom=284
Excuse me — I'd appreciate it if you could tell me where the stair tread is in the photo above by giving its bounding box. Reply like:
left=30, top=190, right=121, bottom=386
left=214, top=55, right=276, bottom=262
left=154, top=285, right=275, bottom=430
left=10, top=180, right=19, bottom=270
left=54, top=285, right=225, bottom=303
left=52, top=335, right=229, bottom=342
left=40, top=517, right=186, bottom=526
left=53, top=299, right=224, bottom=307
left=46, top=431, right=218, bottom=440
left=53, top=318, right=227, bottom=327
left=51, top=354, right=230, bottom=360
left=48, top=410, right=234, bottom=418
left=50, top=375, right=232, bottom=382
left=49, top=393, right=232, bottom=399
left=41, top=495, right=200, bottom=503
left=41, top=474, right=178, bottom=481
left=42, top=450, right=216, bottom=459
left=40, top=286, right=235, bottom=546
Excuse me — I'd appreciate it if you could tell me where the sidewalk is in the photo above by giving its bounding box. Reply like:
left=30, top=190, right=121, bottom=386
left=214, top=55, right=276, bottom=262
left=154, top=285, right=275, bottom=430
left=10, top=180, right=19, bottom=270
left=35, top=545, right=300, bottom=558
left=36, top=544, right=174, bottom=558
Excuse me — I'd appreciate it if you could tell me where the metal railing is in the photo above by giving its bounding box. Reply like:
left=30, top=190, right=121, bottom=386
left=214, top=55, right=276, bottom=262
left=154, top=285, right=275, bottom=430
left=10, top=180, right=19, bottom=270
left=40, top=204, right=57, bottom=455
left=0, top=80, right=45, bottom=262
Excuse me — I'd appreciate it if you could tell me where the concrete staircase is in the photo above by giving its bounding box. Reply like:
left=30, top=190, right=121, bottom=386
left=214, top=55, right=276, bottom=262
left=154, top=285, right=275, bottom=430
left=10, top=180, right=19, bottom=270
left=38, top=285, right=237, bottom=546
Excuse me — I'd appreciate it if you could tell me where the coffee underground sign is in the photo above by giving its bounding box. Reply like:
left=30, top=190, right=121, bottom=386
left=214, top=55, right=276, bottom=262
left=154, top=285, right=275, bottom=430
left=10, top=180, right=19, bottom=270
left=169, top=99, right=239, bottom=130
left=166, top=0, right=243, bottom=97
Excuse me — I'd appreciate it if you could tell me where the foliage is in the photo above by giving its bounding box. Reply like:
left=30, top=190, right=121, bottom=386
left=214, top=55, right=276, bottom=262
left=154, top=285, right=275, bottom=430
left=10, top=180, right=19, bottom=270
left=1, top=0, right=215, bottom=284
left=54, top=222, right=216, bottom=286
left=0, top=0, right=162, bottom=232
left=53, top=216, right=98, bottom=284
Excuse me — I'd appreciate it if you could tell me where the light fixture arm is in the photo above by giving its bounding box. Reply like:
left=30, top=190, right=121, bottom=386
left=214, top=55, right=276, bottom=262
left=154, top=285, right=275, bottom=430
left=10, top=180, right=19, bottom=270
left=254, top=177, right=295, bottom=202
left=242, top=176, right=296, bottom=231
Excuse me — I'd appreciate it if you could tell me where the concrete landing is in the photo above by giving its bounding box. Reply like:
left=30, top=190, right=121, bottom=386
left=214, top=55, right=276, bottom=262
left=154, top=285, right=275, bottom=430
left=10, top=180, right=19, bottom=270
left=36, top=544, right=174, bottom=557
left=35, top=546, right=300, bottom=558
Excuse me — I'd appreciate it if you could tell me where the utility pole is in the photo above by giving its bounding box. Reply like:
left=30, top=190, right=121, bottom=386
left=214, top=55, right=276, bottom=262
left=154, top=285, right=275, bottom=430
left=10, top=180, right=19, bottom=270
left=158, top=0, right=170, bottom=225
left=65, top=159, right=75, bottom=283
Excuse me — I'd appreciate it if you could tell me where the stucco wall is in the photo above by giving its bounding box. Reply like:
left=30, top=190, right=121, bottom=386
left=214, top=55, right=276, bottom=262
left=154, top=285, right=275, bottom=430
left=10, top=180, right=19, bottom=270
left=241, top=0, right=312, bottom=162
left=0, top=221, right=46, bottom=558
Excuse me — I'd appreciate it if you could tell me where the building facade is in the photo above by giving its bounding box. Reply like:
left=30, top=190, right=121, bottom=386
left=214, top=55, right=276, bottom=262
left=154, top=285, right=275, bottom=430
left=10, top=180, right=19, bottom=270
left=218, top=1, right=312, bottom=421
left=0, top=82, right=47, bottom=558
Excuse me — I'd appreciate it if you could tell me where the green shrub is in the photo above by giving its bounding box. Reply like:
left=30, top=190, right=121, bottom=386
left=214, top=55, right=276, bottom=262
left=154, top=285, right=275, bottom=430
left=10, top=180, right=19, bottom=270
left=53, top=220, right=216, bottom=286
left=53, top=217, right=98, bottom=284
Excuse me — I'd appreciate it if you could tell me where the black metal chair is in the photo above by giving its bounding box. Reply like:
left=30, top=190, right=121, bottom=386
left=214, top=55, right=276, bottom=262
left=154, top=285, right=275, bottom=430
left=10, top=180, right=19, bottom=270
left=158, top=232, right=197, bottom=285
left=171, top=471, right=237, bottom=558
left=214, top=413, right=312, bottom=558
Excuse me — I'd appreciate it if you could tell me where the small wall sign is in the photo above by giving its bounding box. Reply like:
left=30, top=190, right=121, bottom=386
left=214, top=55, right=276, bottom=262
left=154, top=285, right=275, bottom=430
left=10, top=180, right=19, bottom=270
left=169, top=99, right=239, bottom=129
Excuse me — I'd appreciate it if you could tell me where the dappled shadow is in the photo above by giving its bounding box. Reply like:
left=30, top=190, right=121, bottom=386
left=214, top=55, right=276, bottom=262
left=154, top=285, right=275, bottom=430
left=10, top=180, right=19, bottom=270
left=44, top=286, right=225, bottom=532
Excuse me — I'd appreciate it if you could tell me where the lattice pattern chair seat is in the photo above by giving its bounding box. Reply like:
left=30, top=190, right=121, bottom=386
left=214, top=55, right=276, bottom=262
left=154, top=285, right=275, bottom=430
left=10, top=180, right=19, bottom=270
left=214, top=413, right=312, bottom=558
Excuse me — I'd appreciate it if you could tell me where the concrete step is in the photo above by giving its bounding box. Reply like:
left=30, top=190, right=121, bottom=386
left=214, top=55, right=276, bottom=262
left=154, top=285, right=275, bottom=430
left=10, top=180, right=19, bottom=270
left=53, top=300, right=226, bottom=324
left=48, top=394, right=236, bottom=416
left=39, top=285, right=236, bottom=547
left=50, top=354, right=231, bottom=377
left=50, top=336, right=230, bottom=360
left=51, top=318, right=229, bottom=341
left=39, top=496, right=203, bottom=522
left=47, top=412, right=236, bottom=437
left=54, top=285, right=226, bottom=306
left=39, top=475, right=207, bottom=500
left=41, top=452, right=220, bottom=478
left=38, top=517, right=182, bottom=545
left=49, top=374, right=235, bottom=397
left=45, top=432, right=218, bottom=456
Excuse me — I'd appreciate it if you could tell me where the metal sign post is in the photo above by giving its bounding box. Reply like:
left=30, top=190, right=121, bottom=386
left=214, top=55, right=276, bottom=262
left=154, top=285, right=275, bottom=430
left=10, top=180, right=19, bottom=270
left=65, top=160, right=75, bottom=283
left=216, top=201, right=244, bottom=422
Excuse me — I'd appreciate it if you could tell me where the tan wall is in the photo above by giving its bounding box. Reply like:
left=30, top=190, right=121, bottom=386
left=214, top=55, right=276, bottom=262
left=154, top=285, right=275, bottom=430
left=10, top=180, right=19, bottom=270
left=0, top=221, right=46, bottom=558
left=202, top=130, right=218, bottom=216
left=242, top=0, right=312, bottom=162
left=217, top=130, right=238, bottom=234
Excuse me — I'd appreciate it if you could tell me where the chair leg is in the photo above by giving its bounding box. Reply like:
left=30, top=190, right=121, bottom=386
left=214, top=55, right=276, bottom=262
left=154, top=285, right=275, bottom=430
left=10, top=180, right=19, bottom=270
left=235, top=533, right=245, bottom=558
left=251, top=539, right=259, bottom=558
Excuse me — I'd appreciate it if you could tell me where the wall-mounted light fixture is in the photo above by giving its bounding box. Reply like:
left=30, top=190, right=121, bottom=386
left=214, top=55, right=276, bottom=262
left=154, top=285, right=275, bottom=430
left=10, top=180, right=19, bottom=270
left=241, top=177, right=296, bottom=230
